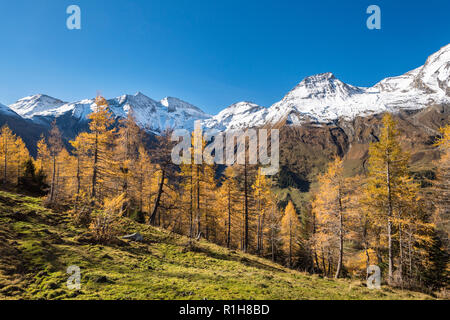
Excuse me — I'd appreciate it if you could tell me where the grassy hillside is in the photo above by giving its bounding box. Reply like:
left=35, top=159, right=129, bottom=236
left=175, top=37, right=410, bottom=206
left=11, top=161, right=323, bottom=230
left=0, top=191, right=433, bottom=300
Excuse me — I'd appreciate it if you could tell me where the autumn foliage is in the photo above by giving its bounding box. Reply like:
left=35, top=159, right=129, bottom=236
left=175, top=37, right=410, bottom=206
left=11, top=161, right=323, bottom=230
left=0, top=104, right=447, bottom=292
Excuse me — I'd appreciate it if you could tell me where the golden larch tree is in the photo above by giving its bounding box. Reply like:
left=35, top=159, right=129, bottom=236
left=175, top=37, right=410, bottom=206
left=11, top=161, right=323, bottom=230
left=281, top=200, right=301, bottom=267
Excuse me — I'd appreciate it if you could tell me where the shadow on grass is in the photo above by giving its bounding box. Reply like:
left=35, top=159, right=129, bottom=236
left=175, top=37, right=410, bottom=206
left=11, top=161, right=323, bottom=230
left=184, top=242, right=287, bottom=274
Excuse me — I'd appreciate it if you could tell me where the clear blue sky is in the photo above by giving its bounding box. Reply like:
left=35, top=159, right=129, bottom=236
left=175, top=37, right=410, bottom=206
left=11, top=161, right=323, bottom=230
left=0, top=0, right=448, bottom=114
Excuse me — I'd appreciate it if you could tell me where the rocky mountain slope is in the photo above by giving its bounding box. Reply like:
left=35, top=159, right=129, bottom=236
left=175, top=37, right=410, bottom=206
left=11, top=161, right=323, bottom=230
left=278, top=105, right=448, bottom=187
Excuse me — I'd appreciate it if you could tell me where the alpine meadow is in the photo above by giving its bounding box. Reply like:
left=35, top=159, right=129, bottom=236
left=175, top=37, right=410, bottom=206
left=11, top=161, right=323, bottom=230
left=0, top=1, right=449, bottom=305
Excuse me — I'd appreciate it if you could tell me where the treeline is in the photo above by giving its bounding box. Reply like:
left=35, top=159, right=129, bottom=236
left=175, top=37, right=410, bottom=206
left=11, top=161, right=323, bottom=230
left=0, top=97, right=448, bottom=292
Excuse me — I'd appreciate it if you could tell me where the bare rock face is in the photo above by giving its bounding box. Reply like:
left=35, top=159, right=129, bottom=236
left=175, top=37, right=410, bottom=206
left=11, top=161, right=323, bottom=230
left=277, top=104, right=449, bottom=189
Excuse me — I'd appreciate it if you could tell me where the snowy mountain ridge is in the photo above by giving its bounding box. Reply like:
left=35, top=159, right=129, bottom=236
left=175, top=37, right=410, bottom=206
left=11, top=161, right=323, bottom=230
left=204, top=44, right=450, bottom=130
left=9, top=92, right=212, bottom=133
left=5, top=43, right=450, bottom=133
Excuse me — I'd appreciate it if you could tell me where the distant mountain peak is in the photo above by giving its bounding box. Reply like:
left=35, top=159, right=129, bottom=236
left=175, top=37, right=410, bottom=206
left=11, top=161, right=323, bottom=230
left=160, top=96, right=208, bottom=115
left=224, top=101, right=264, bottom=111
left=204, top=43, right=450, bottom=130
left=7, top=91, right=210, bottom=134
left=17, top=93, right=63, bottom=103
left=302, top=72, right=336, bottom=81
left=290, top=72, right=364, bottom=100
left=414, top=44, right=450, bottom=96
left=9, top=94, right=66, bottom=118
left=203, top=101, right=267, bottom=131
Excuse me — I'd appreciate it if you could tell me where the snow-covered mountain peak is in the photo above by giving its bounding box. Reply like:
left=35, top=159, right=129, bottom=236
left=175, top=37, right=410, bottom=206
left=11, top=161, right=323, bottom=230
left=205, top=43, right=450, bottom=129
left=300, top=72, right=336, bottom=83
left=288, top=72, right=364, bottom=101
left=104, top=93, right=210, bottom=131
left=112, top=92, right=159, bottom=113
left=160, top=97, right=208, bottom=115
left=223, top=101, right=264, bottom=113
left=203, top=101, right=268, bottom=131
left=423, top=44, right=450, bottom=69
left=6, top=91, right=211, bottom=134
left=9, top=94, right=66, bottom=118
left=134, top=91, right=146, bottom=98
left=414, top=44, right=450, bottom=96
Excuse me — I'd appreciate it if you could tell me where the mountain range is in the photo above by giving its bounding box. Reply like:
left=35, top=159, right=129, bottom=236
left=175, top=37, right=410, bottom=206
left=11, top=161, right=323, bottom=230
left=6, top=93, right=211, bottom=134
left=0, top=44, right=449, bottom=165
left=3, top=44, right=449, bottom=135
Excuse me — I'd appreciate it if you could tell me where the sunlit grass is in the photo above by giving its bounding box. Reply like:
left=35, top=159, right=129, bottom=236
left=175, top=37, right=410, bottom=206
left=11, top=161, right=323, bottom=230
left=0, top=191, right=433, bottom=300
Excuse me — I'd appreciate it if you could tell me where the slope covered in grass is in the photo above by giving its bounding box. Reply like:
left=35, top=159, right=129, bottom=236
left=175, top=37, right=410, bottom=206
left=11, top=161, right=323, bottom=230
left=0, top=191, right=433, bottom=300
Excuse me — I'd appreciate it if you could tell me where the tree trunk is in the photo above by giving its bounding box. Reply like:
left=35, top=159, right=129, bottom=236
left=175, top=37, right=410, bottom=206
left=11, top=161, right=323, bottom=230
left=256, top=215, right=261, bottom=254
left=16, top=152, right=21, bottom=185
left=76, top=156, right=81, bottom=199
left=408, top=232, right=413, bottom=279
left=321, top=248, right=326, bottom=276
left=387, top=161, right=394, bottom=284
left=205, top=210, right=209, bottom=240
left=398, top=221, right=404, bottom=288
left=189, top=170, right=194, bottom=238
left=149, top=169, right=165, bottom=225
left=227, top=187, right=231, bottom=248
left=312, top=210, right=320, bottom=273
left=364, top=240, right=370, bottom=280
left=271, top=229, right=275, bottom=262
left=314, top=250, right=320, bottom=274
left=196, top=165, right=201, bottom=239
left=335, top=191, right=344, bottom=278
left=243, top=160, right=249, bottom=253
left=91, top=132, right=99, bottom=199
left=139, top=167, right=143, bottom=212
left=271, top=207, right=275, bottom=262
left=50, top=155, right=56, bottom=202
left=327, top=249, right=332, bottom=276
left=261, top=213, right=265, bottom=255
left=3, top=135, right=7, bottom=184
left=289, top=220, right=293, bottom=267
